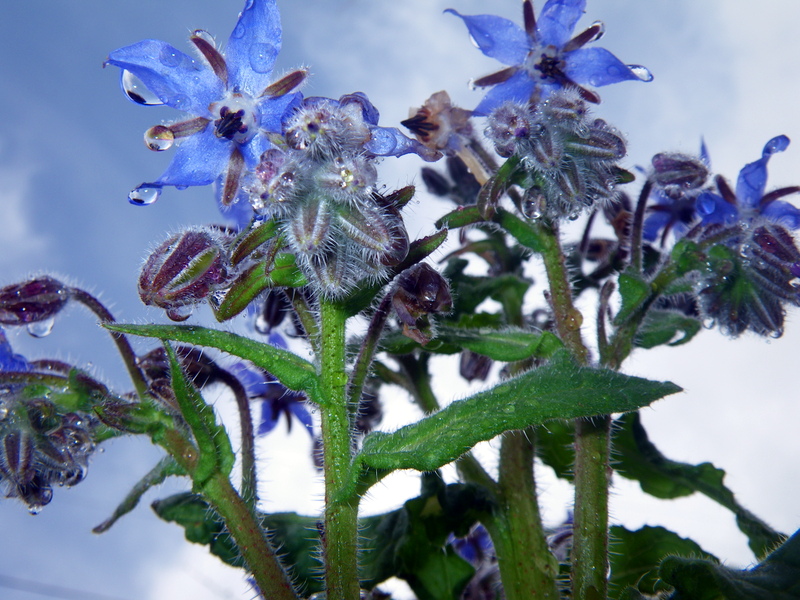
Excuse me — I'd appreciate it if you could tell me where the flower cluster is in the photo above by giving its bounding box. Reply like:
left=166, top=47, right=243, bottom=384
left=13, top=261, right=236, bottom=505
left=0, top=331, right=99, bottom=512
left=448, top=0, right=651, bottom=115
left=245, top=93, right=433, bottom=297
left=485, top=89, right=627, bottom=221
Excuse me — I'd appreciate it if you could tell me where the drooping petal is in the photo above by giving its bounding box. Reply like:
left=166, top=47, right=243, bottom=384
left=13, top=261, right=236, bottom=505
left=736, top=135, right=790, bottom=209
left=365, top=127, right=442, bottom=161
left=642, top=211, right=671, bottom=242
left=537, top=0, right=587, bottom=48
left=153, top=129, right=231, bottom=187
left=0, top=328, right=29, bottom=372
left=289, top=402, right=315, bottom=438
left=761, top=200, right=800, bottom=229
left=697, top=191, right=738, bottom=225
left=106, top=40, right=221, bottom=116
left=225, top=0, right=282, bottom=96
left=472, top=70, right=536, bottom=116
left=564, top=47, right=646, bottom=86
left=444, top=10, right=530, bottom=66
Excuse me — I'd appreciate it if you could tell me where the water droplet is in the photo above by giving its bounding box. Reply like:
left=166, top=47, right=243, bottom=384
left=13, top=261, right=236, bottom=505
left=0, top=401, right=8, bottom=421
left=26, top=318, right=54, bottom=338
left=769, top=328, right=784, bottom=339
left=121, top=70, right=164, bottom=106
left=588, top=20, right=605, bottom=41
left=172, top=94, right=191, bottom=110
left=702, top=317, right=716, bottom=330
left=568, top=211, right=580, bottom=221
left=144, top=125, right=175, bottom=151
left=249, top=43, right=274, bottom=73
left=128, top=185, right=161, bottom=206
left=789, top=277, right=800, bottom=288
left=192, top=29, right=216, bottom=48
left=175, top=184, right=188, bottom=191
left=159, top=47, right=182, bottom=68
left=167, top=305, right=194, bottom=322
left=232, top=22, right=246, bottom=39
left=468, top=34, right=480, bottom=49
left=627, top=64, right=653, bottom=82
left=243, top=0, right=255, bottom=9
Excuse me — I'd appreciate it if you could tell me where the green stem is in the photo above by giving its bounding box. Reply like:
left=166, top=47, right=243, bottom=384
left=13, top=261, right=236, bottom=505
left=203, top=473, right=298, bottom=600
left=489, top=429, right=560, bottom=600
left=572, top=416, right=611, bottom=600
left=318, top=300, right=361, bottom=600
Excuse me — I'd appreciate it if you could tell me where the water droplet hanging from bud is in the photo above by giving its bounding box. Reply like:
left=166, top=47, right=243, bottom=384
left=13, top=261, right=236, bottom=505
left=144, top=125, right=175, bottom=151
left=128, top=185, right=162, bottom=206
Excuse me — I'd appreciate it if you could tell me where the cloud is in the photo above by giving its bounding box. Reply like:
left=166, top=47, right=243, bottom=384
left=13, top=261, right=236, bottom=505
left=0, top=161, right=48, bottom=268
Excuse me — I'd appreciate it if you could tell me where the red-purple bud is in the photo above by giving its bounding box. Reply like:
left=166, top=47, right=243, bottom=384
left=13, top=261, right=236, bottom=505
left=139, top=228, right=232, bottom=321
left=0, top=277, right=69, bottom=325
left=392, top=263, right=452, bottom=344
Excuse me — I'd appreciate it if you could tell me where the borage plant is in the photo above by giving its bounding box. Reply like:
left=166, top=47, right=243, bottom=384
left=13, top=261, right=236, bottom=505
left=2, top=1, right=799, bottom=599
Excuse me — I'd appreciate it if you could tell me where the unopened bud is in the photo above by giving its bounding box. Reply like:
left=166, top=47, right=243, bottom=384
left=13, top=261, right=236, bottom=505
left=392, top=263, right=452, bottom=344
left=138, top=228, right=231, bottom=321
left=0, top=277, right=70, bottom=326
left=651, top=153, right=709, bottom=189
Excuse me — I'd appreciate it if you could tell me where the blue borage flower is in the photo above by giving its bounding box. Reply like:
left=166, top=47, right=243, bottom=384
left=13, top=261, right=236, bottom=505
left=697, top=135, right=800, bottom=229
left=0, top=327, right=29, bottom=373
left=105, top=0, right=305, bottom=215
left=447, top=0, right=652, bottom=116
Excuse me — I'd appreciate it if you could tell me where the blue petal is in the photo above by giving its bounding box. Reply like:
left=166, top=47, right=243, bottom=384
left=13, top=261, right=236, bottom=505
left=538, top=0, right=586, bottom=47
left=340, top=92, right=381, bottom=126
left=642, top=212, right=671, bottom=242
left=258, top=400, right=280, bottom=435
left=564, top=47, right=642, bottom=86
left=152, top=129, right=231, bottom=187
left=444, top=10, right=529, bottom=66
left=290, top=403, right=315, bottom=438
left=473, top=70, right=537, bottom=116
left=697, top=191, right=738, bottom=225
left=106, top=40, right=221, bottom=116
left=762, top=200, right=800, bottom=229
left=365, top=127, right=442, bottom=161
left=699, top=138, right=711, bottom=168
left=0, top=328, right=29, bottom=372
left=225, top=0, right=282, bottom=96
left=258, top=92, right=303, bottom=132
left=736, top=135, right=790, bottom=209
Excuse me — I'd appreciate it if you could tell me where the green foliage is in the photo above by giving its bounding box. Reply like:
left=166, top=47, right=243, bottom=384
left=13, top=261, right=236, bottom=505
left=635, top=310, right=702, bottom=349
left=358, top=351, right=680, bottom=474
left=614, top=272, right=652, bottom=325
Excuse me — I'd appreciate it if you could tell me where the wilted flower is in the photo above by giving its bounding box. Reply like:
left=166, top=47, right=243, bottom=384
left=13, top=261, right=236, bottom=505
left=105, top=0, right=305, bottom=215
left=392, top=263, right=453, bottom=344
left=447, top=0, right=652, bottom=115
left=402, top=91, right=474, bottom=154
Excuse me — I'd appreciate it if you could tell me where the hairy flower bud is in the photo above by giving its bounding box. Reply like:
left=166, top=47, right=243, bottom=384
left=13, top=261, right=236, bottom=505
left=0, top=277, right=70, bottom=326
left=392, top=263, right=452, bottom=344
left=139, top=228, right=232, bottom=321
left=651, top=152, right=709, bottom=189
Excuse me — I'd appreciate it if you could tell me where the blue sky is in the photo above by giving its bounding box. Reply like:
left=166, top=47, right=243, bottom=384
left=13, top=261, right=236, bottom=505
left=1, top=1, right=800, bottom=598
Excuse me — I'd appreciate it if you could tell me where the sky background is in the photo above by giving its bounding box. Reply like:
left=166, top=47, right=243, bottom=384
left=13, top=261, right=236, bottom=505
left=1, top=1, right=799, bottom=598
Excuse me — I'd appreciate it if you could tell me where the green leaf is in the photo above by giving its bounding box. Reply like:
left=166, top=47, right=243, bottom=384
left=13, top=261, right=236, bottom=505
left=609, top=525, right=717, bottom=596
left=477, top=155, right=522, bottom=219
left=165, top=343, right=234, bottom=484
left=358, top=351, right=680, bottom=474
left=615, top=272, right=652, bottom=325
left=105, top=323, right=320, bottom=401
left=94, top=456, right=185, bottom=533
left=659, top=529, right=800, bottom=600
left=435, top=205, right=484, bottom=230
left=613, top=412, right=783, bottom=557
left=491, top=207, right=546, bottom=253
left=213, top=264, right=272, bottom=321
left=536, top=419, right=575, bottom=481
left=635, top=310, right=702, bottom=349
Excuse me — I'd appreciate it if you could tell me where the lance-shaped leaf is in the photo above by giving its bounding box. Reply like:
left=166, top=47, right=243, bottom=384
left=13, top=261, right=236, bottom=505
left=166, top=343, right=234, bottom=484
left=615, top=271, right=652, bottom=325
left=492, top=207, right=546, bottom=253
left=105, top=323, right=320, bottom=402
left=613, top=412, right=783, bottom=557
left=357, top=351, right=680, bottom=474
left=658, top=529, right=800, bottom=600
left=94, top=456, right=185, bottom=533
left=435, top=205, right=484, bottom=230
left=635, top=310, right=702, bottom=349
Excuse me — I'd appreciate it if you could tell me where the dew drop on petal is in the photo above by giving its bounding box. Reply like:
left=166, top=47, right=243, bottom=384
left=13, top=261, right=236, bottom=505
left=27, top=318, right=54, bottom=338
left=627, top=64, right=653, bottom=82
left=192, top=29, right=216, bottom=48
left=159, top=47, right=182, bottom=68
left=589, top=20, right=605, bottom=41
left=468, top=34, right=481, bottom=49
left=232, top=22, right=246, bottom=40
left=249, top=43, right=274, bottom=74
left=128, top=185, right=161, bottom=206
left=144, top=125, right=175, bottom=151
left=121, top=70, right=164, bottom=106
left=243, top=0, right=255, bottom=10
left=172, top=94, right=192, bottom=110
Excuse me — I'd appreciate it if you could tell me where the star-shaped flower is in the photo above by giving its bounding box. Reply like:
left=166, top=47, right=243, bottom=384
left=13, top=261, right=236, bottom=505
left=447, top=0, right=652, bottom=115
left=105, top=0, right=305, bottom=215
left=697, top=135, right=800, bottom=229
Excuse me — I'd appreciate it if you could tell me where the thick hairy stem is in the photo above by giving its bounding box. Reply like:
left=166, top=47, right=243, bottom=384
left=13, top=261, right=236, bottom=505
left=318, top=300, right=360, bottom=600
left=572, top=416, right=611, bottom=600
left=491, top=429, right=560, bottom=600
